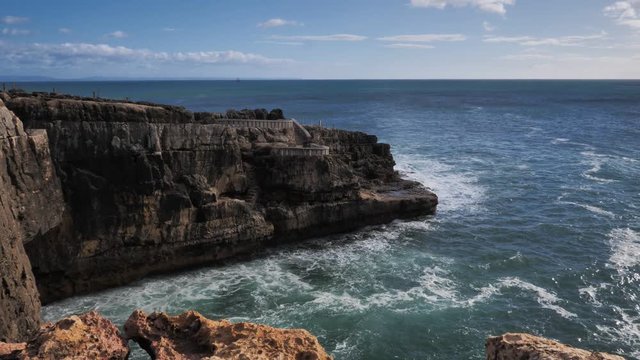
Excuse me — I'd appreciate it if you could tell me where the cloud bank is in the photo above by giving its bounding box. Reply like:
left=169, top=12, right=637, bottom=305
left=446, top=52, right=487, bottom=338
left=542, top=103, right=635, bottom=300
left=0, top=42, right=292, bottom=68
left=604, top=1, right=640, bottom=29
left=410, top=0, right=515, bottom=14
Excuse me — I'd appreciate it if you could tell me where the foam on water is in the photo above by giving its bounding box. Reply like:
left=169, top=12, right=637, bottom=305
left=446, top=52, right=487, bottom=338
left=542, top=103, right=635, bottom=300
left=394, top=153, right=486, bottom=214
left=466, top=277, right=577, bottom=319
left=596, top=305, right=640, bottom=359
left=607, top=228, right=640, bottom=274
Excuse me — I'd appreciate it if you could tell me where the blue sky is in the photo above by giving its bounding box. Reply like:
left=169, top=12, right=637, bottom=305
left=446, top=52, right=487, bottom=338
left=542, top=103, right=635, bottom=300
left=1, top=0, right=640, bottom=79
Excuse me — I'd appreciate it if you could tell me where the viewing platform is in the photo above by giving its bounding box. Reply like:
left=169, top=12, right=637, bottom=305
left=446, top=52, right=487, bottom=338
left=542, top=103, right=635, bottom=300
left=216, top=117, right=330, bottom=156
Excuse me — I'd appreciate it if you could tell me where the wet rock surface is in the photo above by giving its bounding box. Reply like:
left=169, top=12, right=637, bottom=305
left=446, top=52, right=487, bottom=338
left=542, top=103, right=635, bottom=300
left=125, top=310, right=332, bottom=360
left=486, top=333, right=625, bottom=360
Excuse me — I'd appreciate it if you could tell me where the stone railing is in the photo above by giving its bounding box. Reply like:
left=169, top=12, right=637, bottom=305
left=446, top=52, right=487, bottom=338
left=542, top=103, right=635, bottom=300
left=271, top=144, right=330, bottom=157
left=215, top=119, right=293, bottom=130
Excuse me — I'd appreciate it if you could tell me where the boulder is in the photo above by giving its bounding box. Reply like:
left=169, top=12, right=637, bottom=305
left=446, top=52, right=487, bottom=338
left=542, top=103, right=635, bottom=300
left=486, top=333, right=625, bottom=360
left=0, top=311, right=128, bottom=359
left=125, top=310, right=332, bottom=360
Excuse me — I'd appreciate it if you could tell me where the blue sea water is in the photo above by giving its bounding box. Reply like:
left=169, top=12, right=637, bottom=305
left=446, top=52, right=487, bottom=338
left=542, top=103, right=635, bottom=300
left=17, top=80, right=640, bottom=359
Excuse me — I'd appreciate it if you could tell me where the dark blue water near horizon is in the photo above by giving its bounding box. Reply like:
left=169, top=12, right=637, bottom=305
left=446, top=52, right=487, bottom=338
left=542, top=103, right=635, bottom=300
left=17, top=80, right=640, bottom=359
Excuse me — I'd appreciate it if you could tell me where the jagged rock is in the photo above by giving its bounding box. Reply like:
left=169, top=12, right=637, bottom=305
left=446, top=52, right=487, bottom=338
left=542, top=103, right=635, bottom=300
left=0, top=311, right=128, bottom=359
left=486, top=333, right=625, bottom=360
left=0, top=342, right=26, bottom=358
left=125, top=310, right=332, bottom=360
left=0, top=100, right=64, bottom=342
left=3, top=92, right=437, bottom=303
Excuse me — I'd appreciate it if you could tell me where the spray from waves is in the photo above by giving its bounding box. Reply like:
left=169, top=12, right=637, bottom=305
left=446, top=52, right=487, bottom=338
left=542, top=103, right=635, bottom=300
left=394, top=153, right=486, bottom=214
left=607, top=228, right=640, bottom=275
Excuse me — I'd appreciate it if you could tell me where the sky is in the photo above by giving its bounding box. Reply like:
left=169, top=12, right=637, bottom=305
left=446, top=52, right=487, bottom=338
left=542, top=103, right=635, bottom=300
left=1, top=0, right=640, bottom=79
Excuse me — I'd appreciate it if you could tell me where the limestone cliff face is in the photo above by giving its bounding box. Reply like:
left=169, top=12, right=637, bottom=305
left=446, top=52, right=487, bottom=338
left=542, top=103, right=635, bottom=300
left=0, top=100, right=64, bottom=342
left=3, top=92, right=437, bottom=303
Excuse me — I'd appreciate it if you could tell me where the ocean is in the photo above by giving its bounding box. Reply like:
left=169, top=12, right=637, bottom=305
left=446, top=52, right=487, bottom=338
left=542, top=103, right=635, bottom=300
left=17, top=80, right=639, bottom=359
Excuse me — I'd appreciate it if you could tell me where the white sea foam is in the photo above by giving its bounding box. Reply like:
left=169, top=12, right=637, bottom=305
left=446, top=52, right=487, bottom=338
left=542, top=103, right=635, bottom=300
left=557, top=199, right=616, bottom=219
left=551, top=138, right=570, bottom=144
left=607, top=228, right=640, bottom=274
left=467, top=277, right=577, bottom=319
left=595, top=305, right=640, bottom=359
left=581, top=151, right=617, bottom=184
left=394, top=153, right=486, bottom=214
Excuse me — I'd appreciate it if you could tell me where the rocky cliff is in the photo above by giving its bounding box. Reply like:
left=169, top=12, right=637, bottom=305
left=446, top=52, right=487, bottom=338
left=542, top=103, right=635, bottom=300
left=0, top=99, right=64, bottom=342
left=1, top=91, right=437, bottom=304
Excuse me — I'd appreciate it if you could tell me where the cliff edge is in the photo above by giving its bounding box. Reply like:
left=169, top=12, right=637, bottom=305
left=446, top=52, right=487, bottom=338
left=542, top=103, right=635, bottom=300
left=1, top=91, right=437, bottom=304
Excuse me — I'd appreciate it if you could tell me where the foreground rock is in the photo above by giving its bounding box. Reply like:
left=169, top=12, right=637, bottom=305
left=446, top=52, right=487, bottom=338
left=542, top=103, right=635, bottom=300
left=0, top=99, right=64, bottom=342
left=125, top=310, right=332, bottom=360
left=486, top=333, right=625, bottom=360
left=0, top=311, right=128, bottom=359
left=2, top=91, right=437, bottom=303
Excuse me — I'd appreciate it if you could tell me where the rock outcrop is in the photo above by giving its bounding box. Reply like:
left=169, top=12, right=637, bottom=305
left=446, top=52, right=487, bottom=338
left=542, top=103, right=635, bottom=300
left=0, top=99, right=64, bottom=342
left=125, top=310, right=332, bottom=360
left=0, top=91, right=437, bottom=304
left=486, top=333, right=625, bottom=360
left=0, top=311, right=128, bottom=359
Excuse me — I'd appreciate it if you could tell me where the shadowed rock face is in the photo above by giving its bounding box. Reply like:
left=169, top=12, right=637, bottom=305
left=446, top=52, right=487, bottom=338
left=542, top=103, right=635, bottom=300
left=486, top=333, right=625, bottom=360
left=125, top=310, right=332, bottom=360
left=0, top=311, right=128, bottom=359
left=0, top=99, right=64, bottom=342
left=3, top=92, right=437, bottom=304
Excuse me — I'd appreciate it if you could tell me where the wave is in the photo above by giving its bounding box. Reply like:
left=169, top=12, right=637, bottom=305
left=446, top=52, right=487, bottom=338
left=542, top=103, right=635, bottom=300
left=556, top=198, right=616, bottom=219
left=394, top=153, right=486, bottom=214
left=595, top=305, right=640, bottom=359
left=607, top=228, right=640, bottom=274
left=466, top=277, right=577, bottom=319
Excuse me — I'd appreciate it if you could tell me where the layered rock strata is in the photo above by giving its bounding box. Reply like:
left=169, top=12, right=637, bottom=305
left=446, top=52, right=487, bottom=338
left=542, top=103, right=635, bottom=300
left=486, top=333, right=625, bottom=360
left=0, top=99, right=64, bottom=342
left=125, top=310, right=332, bottom=360
left=1, top=91, right=437, bottom=303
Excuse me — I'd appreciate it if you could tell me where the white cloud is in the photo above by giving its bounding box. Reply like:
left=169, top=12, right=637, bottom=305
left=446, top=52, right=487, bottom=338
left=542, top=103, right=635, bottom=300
left=258, top=40, right=305, bottom=46
left=1, top=28, right=31, bottom=36
left=59, top=28, right=72, bottom=34
left=378, top=34, right=466, bottom=42
left=483, top=21, right=495, bottom=31
left=1, top=16, right=28, bottom=25
left=384, top=43, right=434, bottom=49
left=410, top=0, right=515, bottom=14
left=604, top=1, right=640, bottom=29
left=163, top=27, right=177, bottom=32
left=270, top=34, right=366, bottom=41
left=0, top=42, right=292, bottom=67
left=258, top=18, right=301, bottom=28
left=483, top=32, right=608, bottom=47
left=106, top=30, right=128, bottom=39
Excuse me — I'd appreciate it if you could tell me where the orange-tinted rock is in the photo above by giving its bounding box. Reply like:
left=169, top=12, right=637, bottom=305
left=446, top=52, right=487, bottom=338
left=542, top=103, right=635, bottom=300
left=0, top=342, right=26, bottom=359
left=9, top=311, right=129, bottom=359
left=486, top=333, right=625, bottom=360
left=125, top=309, right=332, bottom=360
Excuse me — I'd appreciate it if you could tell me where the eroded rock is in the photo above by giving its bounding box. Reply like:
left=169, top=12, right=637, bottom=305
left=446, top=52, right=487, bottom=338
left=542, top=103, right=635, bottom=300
left=0, top=99, right=64, bottom=342
left=125, top=310, right=332, bottom=360
left=486, top=333, right=625, bottom=360
left=0, top=311, right=128, bottom=359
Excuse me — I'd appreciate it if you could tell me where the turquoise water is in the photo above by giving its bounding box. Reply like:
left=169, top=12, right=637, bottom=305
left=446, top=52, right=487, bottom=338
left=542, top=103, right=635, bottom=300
left=21, top=80, right=640, bottom=359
